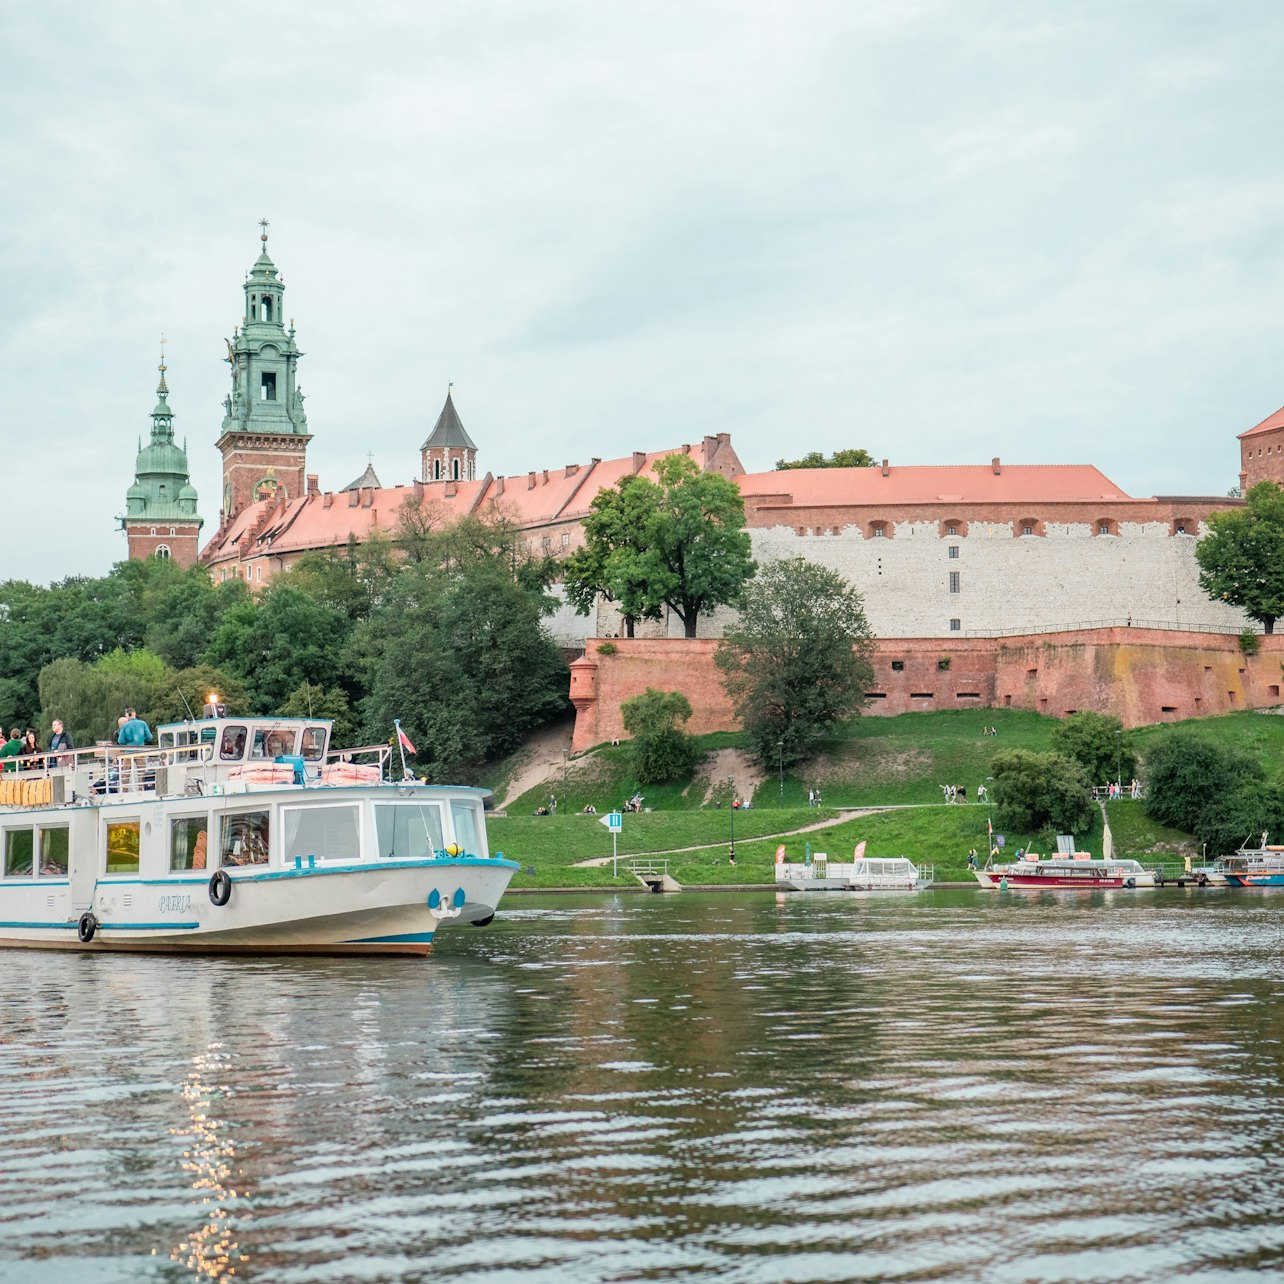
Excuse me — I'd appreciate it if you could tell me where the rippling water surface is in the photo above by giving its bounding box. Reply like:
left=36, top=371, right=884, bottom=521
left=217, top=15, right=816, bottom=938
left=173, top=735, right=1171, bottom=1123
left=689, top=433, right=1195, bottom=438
left=3, top=889, right=1284, bottom=1282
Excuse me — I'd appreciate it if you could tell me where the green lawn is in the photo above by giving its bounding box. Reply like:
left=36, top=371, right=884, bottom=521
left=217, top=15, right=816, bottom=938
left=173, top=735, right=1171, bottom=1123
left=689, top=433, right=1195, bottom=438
left=486, top=707, right=1284, bottom=889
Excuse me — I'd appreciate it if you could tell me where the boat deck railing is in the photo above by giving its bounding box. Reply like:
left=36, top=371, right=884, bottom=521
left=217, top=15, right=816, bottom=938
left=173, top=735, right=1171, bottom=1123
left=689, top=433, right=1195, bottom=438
left=0, top=739, right=395, bottom=802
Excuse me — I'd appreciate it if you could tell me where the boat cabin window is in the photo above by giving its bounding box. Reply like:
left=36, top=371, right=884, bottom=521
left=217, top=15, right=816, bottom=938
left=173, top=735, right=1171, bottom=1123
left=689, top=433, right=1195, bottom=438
left=4, top=828, right=34, bottom=877
left=221, top=811, right=269, bottom=866
left=39, top=827, right=69, bottom=877
left=283, top=804, right=360, bottom=862
left=219, top=727, right=248, bottom=761
left=106, top=821, right=141, bottom=874
left=171, top=816, right=209, bottom=871
left=301, top=727, right=327, bottom=761
left=375, top=802, right=446, bottom=859
left=450, top=801, right=485, bottom=858
left=252, top=728, right=295, bottom=759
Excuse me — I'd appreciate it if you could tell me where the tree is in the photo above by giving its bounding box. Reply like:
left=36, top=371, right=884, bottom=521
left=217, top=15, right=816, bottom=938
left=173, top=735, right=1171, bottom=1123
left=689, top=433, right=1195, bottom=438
left=356, top=560, right=568, bottom=781
left=1196, top=481, right=1284, bottom=633
left=1144, top=732, right=1264, bottom=834
left=561, top=474, right=665, bottom=637
left=643, top=454, right=755, bottom=638
left=1194, top=779, right=1284, bottom=860
left=1050, top=711, right=1136, bottom=786
left=205, top=583, right=355, bottom=712
left=620, top=689, right=698, bottom=783
left=715, top=557, right=875, bottom=766
left=990, top=749, right=1095, bottom=836
left=775, top=449, right=876, bottom=470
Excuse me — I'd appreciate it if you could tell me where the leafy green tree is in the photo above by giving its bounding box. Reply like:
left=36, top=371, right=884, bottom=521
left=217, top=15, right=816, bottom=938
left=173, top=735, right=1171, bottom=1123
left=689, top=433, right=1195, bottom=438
left=561, top=474, right=665, bottom=637
left=990, top=748, right=1095, bottom=836
left=206, top=583, right=354, bottom=712
left=621, top=689, right=698, bottom=783
left=1194, top=779, right=1284, bottom=860
left=715, top=557, right=875, bottom=767
left=1144, top=732, right=1264, bottom=833
left=148, top=665, right=248, bottom=727
left=775, top=449, right=876, bottom=470
left=1050, top=711, right=1136, bottom=786
left=1196, top=481, right=1284, bottom=633
left=279, top=681, right=360, bottom=749
left=357, top=561, right=567, bottom=781
left=37, top=649, right=167, bottom=747
left=643, top=454, right=755, bottom=638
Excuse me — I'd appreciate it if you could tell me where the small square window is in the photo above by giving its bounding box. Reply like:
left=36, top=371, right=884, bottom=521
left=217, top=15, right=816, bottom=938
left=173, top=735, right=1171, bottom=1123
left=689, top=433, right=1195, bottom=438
left=873, top=526, right=885, bottom=538
left=560, top=532, right=570, bottom=547
left=947, top=525, right=958, bottom=536
left=890, top=660, right=904, bottom=672
left=1022, top=525, right=1034, bottom=537
left=950, top=618, right=961, bottom=631
left=948, top=546, right=959, bottom=559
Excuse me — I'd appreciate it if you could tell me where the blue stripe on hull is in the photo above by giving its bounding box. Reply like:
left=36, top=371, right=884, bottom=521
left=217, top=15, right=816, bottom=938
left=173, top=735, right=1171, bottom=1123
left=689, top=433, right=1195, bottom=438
left=345, top=931, right=436, bottom=944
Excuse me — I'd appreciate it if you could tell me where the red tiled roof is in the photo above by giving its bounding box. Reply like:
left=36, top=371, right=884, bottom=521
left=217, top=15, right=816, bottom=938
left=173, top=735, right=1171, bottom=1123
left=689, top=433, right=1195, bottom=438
left=1239, top=405, right=1284, bottom=439
left=736, top=463, right=1133, bottom=507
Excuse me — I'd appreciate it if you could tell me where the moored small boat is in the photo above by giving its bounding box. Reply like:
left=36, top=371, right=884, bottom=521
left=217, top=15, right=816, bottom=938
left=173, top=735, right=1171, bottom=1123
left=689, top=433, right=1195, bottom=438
left=0, top=713, right=516, bottom=956
left=776, top=853, right=933, bottom=892
left=974, top=852, right=1154, bottom=889
left=1221, top=835, right=1284, bottom=887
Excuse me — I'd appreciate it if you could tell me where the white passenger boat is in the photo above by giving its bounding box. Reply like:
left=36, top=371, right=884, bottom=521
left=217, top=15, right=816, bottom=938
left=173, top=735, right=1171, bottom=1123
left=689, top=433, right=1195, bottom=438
left=776, top=853, right=932, bottom=892
left=0, top=714, right=516, bottom=956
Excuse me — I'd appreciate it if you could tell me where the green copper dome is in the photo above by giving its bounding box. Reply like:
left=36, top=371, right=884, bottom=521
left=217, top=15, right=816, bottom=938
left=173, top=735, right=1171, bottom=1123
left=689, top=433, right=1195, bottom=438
left=121, top=362, right=205, bottom=524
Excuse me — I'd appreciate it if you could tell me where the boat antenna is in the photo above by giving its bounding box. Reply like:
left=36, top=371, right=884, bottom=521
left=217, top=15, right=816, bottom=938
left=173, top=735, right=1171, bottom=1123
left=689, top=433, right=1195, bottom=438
left=176, top=687, right=197, bottom=722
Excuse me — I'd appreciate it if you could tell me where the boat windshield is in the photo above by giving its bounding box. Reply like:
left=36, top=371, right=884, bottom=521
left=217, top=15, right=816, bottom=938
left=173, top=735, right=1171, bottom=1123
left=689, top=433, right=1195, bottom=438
left=374, top=803, right=446, bottom=859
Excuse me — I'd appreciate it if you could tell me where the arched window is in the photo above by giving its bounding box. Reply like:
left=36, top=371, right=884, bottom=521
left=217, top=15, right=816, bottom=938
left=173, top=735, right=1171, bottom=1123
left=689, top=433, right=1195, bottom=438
left=155, top=545, right=171, bottom=560
left=452, top=459, right=460, bottom=481
left=169, top=527, right=176, bottom=536
left=1018, top=517, right=1040, bottom=537
left=261, top=296, right=273, bottom=322
left=869, top=521, right=888, bottom=539
left=150, top=527, right=157, bottom=536
left=433, top=460, right=441, bottom=480
left=1096, top=519, right=1115, bottom=536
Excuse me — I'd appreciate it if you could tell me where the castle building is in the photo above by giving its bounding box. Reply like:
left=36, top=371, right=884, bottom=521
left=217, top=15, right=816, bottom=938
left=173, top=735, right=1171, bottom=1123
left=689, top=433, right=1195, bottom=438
left=214, top=222, right=311, bottom=523
left=114, top=225, right=1277, bottom=648
left=119, top=353, right=203, bottom=566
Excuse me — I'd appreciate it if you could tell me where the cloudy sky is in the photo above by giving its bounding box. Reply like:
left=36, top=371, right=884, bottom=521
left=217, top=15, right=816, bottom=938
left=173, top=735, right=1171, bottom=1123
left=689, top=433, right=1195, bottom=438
left=4, top=0, right=1284, bottom=584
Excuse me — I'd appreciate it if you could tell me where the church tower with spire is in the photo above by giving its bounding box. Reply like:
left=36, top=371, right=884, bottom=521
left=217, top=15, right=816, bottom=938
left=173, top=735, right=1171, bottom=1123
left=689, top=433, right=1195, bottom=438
left=421, top=387, right=477, bottom=482
left=121, top=347, right=204, bottom=566
left=215, top=221, right=312, bottom=521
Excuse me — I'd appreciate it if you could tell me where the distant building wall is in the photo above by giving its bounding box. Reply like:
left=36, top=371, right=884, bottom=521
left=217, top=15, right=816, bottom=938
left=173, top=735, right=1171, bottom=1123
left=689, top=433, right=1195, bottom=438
left=569, top=631, right=1284, bottom=751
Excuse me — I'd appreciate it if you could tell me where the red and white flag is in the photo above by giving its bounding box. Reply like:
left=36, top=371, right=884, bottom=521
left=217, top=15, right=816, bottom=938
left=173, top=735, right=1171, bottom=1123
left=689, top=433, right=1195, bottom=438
left=853, top=840, right=867, bottom=860
left=397, top=726, right=417, bottom=755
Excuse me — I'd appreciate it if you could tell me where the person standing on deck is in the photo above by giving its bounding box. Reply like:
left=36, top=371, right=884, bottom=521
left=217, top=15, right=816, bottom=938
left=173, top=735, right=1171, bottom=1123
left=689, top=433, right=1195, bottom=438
left=0, top=727, right=24, bottom=772
left=117, top=709, right=151, bottom=747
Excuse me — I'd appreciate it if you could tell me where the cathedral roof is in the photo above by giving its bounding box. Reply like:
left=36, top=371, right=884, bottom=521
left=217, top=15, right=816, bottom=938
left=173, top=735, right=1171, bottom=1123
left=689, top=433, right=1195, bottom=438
left=420, top=390, right=476, bottom=452
left=343, top=463, right=383, bottom=491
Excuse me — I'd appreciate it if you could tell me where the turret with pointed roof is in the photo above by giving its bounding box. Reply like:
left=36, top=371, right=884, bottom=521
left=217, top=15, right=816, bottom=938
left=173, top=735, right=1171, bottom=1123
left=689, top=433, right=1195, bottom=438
left=215, top=221, right=313, bottom=523
left=421, top=388, right=477, bottom=483
left=120, top=350, right=204, bottom=567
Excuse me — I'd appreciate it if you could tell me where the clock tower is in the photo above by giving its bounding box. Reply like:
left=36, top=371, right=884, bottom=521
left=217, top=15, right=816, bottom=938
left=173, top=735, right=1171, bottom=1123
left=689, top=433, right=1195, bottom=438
left=215, top=222, right=312, bottom=521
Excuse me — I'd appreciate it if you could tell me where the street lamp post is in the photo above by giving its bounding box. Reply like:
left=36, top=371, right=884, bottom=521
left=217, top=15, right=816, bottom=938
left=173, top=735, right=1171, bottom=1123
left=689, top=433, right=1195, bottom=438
left=562, top=748, right=569, bottom=796
left=985, top=775, right=994, bottom=860
left=1115, top=729, right=1122, bottom=790
left=729, top=799, right=736, bottom=864
left=777, top=741, right=784, bottom=807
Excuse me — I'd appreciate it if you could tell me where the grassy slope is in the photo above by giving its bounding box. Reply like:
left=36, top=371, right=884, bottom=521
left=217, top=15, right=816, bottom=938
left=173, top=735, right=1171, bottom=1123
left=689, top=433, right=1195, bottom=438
left=488, top=708, right=1284, bottom=889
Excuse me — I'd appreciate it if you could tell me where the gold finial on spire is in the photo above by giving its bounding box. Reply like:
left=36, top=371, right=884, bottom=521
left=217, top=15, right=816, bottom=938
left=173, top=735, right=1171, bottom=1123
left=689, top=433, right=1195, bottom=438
left=259, top=217, right=270, bottom=242
left=159, top=333, right=167, bottom=375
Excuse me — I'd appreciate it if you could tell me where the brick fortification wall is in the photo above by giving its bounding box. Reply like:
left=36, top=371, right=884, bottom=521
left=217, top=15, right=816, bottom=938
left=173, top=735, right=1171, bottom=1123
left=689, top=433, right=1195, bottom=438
left=569, top=631, right=1284, bottom=751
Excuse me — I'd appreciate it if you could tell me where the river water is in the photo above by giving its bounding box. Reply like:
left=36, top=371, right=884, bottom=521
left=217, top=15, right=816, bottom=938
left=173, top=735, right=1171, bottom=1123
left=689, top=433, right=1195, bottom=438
left=2, top=888, right=1283, bottom=1283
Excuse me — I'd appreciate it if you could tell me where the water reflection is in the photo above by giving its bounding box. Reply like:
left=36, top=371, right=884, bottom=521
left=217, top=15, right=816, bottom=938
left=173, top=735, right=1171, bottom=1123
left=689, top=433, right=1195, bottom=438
left=0, top=891, right=1282, bottom=1281
left=171, top=1048, right=245, bottom=1279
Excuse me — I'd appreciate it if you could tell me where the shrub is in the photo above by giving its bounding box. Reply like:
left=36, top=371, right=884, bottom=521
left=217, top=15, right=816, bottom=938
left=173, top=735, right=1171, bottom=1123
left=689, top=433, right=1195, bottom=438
left=621, top=688, right=698, bottom=784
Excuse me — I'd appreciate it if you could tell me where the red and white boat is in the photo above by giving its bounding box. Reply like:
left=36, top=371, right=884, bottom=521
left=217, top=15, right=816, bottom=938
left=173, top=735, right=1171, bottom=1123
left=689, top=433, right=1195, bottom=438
left=974, top=852, right=1154, bottom=889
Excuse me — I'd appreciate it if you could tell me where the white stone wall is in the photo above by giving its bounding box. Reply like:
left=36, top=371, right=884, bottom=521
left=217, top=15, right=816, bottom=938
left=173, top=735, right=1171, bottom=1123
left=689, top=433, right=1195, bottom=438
left=582, top=519, right=1251, bottom=640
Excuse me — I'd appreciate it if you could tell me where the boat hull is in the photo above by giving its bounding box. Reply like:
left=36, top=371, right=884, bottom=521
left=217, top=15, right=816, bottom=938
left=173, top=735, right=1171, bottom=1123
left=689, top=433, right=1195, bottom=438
left=0, top=858, right=515, bottom=957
